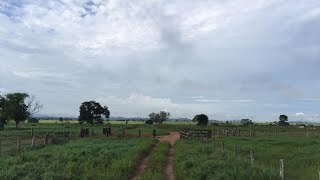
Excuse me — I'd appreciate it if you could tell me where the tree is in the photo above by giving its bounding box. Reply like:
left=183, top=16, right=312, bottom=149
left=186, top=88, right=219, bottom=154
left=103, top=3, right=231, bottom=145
left=241, top=119, right=254, bottom=126
left=26, top=95, right=43, bottom=117
left=0, top=93, right=42, bottom=129
left=149, top=111, right=170, bottom=124
left=159, top=111, right=170, bottom=124
left=149, top=112, right=160, bottom=123
left=5, top=93, right=29, bottom=128
left=4, top=93, right=31, bottom=128
left=193, top=114, right=209, bottom=126
left=59, top=117, right=64, bottom=122
left=278, top=114, right=289, bottom=126
left=145, top=119, right=154, bottom=125
left=0, top=95, right=7, bottom=130
left=78, top=101, right=110, bottom=125
left=4, top=93, right=43, bottom=128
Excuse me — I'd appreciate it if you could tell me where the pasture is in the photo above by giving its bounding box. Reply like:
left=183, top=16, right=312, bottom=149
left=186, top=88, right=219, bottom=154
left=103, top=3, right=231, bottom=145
left=0, top=121, right=319, bottom=180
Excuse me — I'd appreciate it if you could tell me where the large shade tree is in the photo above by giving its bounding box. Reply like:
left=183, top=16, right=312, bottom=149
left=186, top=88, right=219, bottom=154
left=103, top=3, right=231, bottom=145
left=0, top=93, right=42, bottom=129
left=278, top=114, right=289, bottom=126
left=149, top=111, right=170, bottom=124
left=0, top=95, right=7, bottom=130
left=78, top=101, right=110, bottom=125
left=193, top=114, right=209, bottom=126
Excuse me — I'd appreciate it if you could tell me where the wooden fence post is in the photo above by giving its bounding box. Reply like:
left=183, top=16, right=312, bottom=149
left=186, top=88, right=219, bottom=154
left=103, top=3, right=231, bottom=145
left=53, top=133, right=56, bottom=142
left=139, top=129, right=141, bottom=137
left=250, top=150, right=254, bottom=165
left=264, top=130, right=266, bottom=135
left=153, top=129, right=156, bottom=138
left=275, top=130, right=278, bottom=136
left=17, top=138, right=21, bottom=153
left=221, top=140, right=224, bottom=152
left=92, top=129, right=94, bottom=135
left=280, top=159, right=284, bottom=180
left=44, top=133, right=48, bottom=145
left=31, top=136, right=35, bottom=148
left=31, top=128, right=34, bottom=136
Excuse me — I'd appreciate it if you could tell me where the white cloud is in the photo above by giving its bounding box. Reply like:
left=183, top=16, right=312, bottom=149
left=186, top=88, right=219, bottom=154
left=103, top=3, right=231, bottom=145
left=0, top=0, right=320, bottom=120
left=295, top=112, right=305, bottom=117
left=195, top=99, right=255, bottom=103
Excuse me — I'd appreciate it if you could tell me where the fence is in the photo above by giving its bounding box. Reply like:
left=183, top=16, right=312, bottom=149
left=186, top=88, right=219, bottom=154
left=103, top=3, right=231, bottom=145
left=180, top=129, right=212, bottom=140
left=0, top=132, right=76, bottom=156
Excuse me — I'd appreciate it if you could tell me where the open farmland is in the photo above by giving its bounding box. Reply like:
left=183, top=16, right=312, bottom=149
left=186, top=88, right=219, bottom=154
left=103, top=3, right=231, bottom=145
left=0, top=121, right=319, bottom=179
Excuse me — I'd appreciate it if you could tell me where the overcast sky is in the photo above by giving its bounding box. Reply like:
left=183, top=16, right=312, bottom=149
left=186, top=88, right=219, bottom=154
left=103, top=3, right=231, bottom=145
left=0, top=0, right=320, bottom=121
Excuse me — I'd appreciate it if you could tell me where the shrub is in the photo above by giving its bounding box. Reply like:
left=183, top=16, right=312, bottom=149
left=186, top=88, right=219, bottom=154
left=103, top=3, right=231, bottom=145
left=27, top=117, right=39, bottom=123
left=145, top=120, right=154, bottom=125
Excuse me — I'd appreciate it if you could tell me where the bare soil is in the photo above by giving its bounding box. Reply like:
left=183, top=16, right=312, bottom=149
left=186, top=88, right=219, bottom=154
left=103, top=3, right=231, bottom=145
left=130, top=132, right=180, bottom=180
left=130, top=144, right=156, bottom=180
left=158, top=132, right=180, bottom=180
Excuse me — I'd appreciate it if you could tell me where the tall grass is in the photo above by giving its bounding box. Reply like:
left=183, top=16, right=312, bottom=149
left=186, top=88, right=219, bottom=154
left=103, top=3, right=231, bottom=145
left=0, top=138, right=154, bottom=179
left=175, top=136, right=320, bottom=179
left=140, top=142, right=170, bottom=180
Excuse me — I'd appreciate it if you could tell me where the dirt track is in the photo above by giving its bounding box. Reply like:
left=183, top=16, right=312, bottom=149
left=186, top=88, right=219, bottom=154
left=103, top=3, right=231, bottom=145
left=158, top=132, right=180, bottom=180
left=130, top=132, right=180, bottom=180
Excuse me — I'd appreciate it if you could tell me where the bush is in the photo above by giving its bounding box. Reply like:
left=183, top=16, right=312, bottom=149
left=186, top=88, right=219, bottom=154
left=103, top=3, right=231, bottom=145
left=145, top=120, right=154, bottom=125
left=27, top=117, right=39, bottom=123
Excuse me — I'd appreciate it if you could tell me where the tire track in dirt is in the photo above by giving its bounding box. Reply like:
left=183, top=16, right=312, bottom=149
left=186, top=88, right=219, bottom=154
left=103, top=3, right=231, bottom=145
left=130, top=144, right=157, bottom=180
left=157, top=132, right=180, bottom=180
left=130, top=132, right=180, bottom=180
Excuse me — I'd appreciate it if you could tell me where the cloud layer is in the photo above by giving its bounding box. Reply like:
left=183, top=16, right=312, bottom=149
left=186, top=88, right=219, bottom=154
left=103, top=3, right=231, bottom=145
left=1, top=0, right=320, bottom=121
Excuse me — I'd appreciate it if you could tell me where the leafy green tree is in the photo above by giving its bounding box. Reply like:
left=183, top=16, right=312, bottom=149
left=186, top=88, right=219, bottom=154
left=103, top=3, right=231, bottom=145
left=59, top=117, right=64, bottom=122
left=78, top=101, right=110, bottom=125
left=278, top=114, right=289, bottom=126
left=4, top=93, right=29, bottom=128
left=0, top=95, right=8, bottom=130
left=149, top=112, right=160, bottom=123
left=241, top=119, right=254, bottom=126
left=159, top=111, right=170, bottom=124
left=145, top=119, right=154, bottom=125
left=149, top=111, right=170, bottom=124
left=193, top=114, right=209, bottom=126
left=0, top=93, right=42, bottom=129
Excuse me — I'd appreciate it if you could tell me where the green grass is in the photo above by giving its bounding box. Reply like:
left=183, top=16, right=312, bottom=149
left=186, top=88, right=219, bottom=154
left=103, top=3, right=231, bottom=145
left=140, top=142, right=170, bottom=180
left=0, top=137, right=154, bottom=179
left=174, top=136, right=320, bottom=180
left=0, top=122, right=174, bottom=138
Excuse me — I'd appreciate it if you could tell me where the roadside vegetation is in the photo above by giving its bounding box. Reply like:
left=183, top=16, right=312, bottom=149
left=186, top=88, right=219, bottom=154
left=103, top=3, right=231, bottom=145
left=140, top=142, right=170, bottom=180
left=174, top=136, right=320, bottom=180
left=0, top=138, right=153, bottom=179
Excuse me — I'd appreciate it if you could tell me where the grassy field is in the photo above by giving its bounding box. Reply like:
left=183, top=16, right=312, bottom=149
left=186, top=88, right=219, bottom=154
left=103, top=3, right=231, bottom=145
left=1, top=121, right=320, bottom=179
left=174, top=136, right=320, bottom=180
left=140, top=142, right=170, bottom=180
left=0, top=137, right=154, bottom=179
